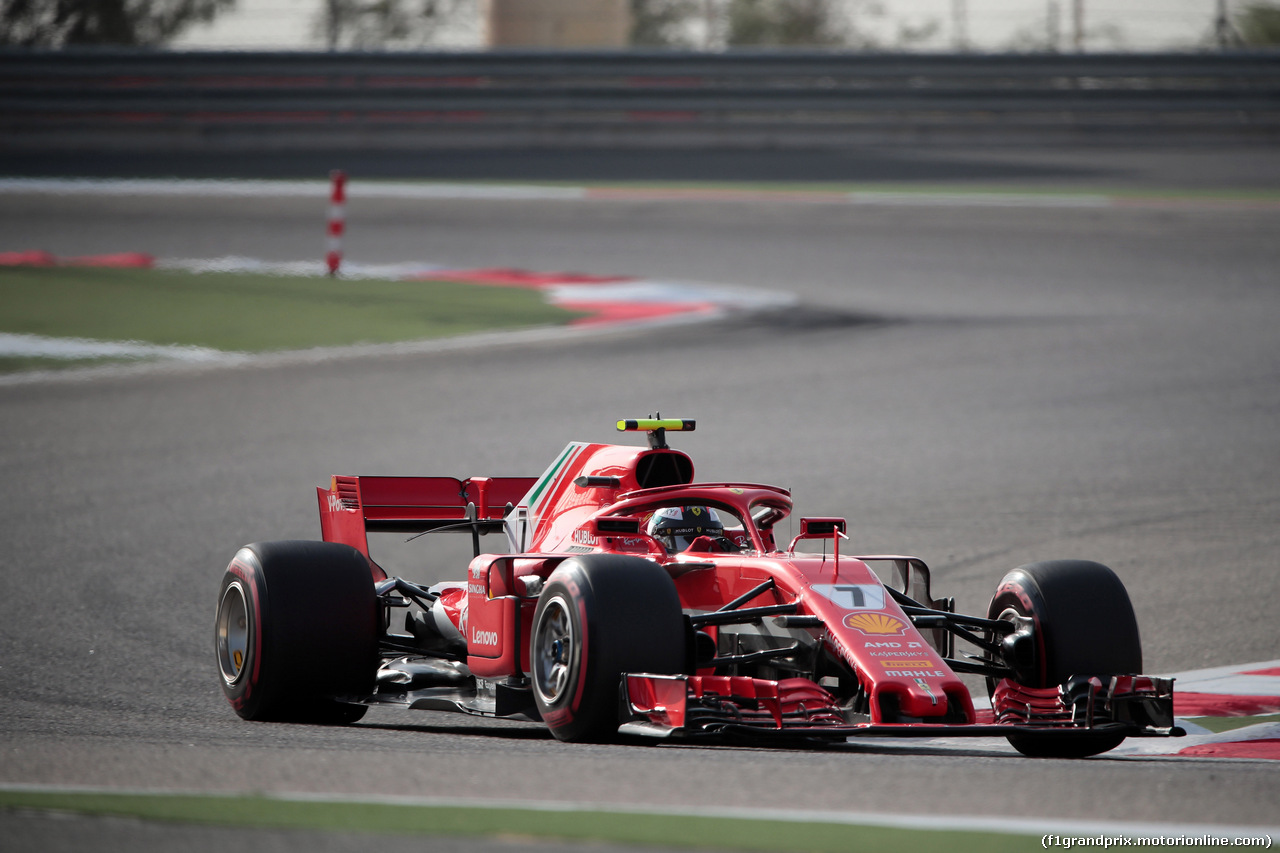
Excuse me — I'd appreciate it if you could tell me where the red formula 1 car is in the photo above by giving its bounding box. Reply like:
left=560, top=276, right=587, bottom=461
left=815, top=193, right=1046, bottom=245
left=215, top=419, right=1181, bottom=757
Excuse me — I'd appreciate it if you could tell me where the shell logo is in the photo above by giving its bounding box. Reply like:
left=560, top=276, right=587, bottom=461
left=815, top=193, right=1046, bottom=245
left=844, top=612, right=907, bottom=635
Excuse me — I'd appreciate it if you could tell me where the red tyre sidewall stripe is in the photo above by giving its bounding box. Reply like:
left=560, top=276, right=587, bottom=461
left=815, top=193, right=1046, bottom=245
left=995, top=578, right=1047, bottom=686
left=571, top=594, right=589, bottom=714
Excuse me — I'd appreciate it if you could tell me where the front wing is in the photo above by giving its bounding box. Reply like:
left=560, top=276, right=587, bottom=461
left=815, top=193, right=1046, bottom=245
left=619, top=673, right=1182, bottom=741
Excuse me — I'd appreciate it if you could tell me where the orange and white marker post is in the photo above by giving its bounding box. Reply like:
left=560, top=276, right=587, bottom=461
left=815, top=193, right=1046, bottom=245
left=326, top=169, right=346, bottom=277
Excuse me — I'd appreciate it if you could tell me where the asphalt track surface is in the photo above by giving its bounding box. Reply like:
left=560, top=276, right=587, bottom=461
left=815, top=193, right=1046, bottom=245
left=2, top=149, right=1279, bottom=844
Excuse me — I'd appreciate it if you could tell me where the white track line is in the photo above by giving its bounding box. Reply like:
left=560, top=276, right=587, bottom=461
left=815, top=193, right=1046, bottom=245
left=1172, top=659, right=1280, bottom=697
left=0, top=332, right=233, bottom=363
left=0, top=313, right=724, bottom=388
left=0, top=178, right=584, bottom=201
left=0, top=178, right=1116, bottom=209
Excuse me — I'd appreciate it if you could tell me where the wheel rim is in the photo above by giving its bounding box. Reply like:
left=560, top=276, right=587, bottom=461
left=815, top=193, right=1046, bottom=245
left=216, top=581, right=250, bottom=685
left=533, top=595, right=574, bottom=705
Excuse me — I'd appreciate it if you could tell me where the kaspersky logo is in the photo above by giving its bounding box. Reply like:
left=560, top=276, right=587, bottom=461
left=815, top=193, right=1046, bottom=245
left=844, top=613, right=907, bottom=635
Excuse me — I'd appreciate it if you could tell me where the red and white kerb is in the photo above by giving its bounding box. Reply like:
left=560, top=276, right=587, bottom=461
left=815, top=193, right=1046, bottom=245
left=326, top=169, right=346, bottom=276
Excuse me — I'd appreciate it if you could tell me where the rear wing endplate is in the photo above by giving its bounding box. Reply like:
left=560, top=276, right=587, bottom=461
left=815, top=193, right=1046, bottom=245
left=318, top=475, right=536, bottom=557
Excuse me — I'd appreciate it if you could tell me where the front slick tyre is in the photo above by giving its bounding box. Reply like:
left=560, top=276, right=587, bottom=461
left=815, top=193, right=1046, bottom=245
left=215, top=540, right=378, bottom=724
left=988, top=559, right=1142, bottom=759
left=531, top=555, right=685, bottom=743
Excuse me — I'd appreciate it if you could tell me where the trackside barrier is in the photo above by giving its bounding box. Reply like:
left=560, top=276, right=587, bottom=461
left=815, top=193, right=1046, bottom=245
left=1, top=49, right=1278, bottom=149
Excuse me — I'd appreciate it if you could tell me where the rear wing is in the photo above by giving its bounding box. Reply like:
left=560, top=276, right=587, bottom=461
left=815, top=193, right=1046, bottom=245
left=318, top=475, right=536, bottom=557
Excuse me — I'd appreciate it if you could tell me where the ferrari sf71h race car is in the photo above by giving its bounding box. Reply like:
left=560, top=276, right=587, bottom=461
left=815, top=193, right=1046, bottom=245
left=215, top=419, right=1182, bottom=757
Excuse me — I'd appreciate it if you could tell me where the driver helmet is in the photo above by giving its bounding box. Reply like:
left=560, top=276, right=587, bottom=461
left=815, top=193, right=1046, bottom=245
left=647, top=506, right=724, bottom=553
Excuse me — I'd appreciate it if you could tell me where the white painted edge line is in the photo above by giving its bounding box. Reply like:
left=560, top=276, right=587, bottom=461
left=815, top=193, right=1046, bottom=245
left=1113, top=721, right=1280, bottom=757
left=154, top=257, right=450, bottom=279
left=0, top=300, right=748, bottom=387
left=846, top=190, right=1111, bottom=208
left=0, top=318, right=697, bottom=388
left=0, top=332, right=233, bottom=363
left=0, top=177, right=1118, bottom=209
left=548, top=280, right=796, bottom=311
left=2, top=783, right=1276, bottom=838
left=1170, top=659, right=1280, bottom=697
left=0, top=178, right=585, bottom=202
left=834, top=722, right=1279, bottom=762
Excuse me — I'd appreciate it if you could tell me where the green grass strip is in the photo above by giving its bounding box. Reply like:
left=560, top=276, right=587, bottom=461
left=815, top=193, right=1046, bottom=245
left=0, top=266, right=580, bottom=357
left=0, top=790, right=1045, bottom=852
left=0, top=790, right=1240, bottom=852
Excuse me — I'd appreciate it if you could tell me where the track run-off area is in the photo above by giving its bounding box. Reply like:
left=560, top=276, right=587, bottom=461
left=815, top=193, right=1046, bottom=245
left=1, top=152, right=1278, bottom=848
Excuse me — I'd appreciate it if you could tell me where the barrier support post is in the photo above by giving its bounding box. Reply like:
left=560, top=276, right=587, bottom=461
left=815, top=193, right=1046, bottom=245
left=327, top=169, right=346, bottom=277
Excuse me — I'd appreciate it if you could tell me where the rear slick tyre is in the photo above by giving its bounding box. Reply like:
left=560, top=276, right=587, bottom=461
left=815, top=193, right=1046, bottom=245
left=530, top=554, right=685, bottom=743
left=987, top=559, right=1142, bottom=759
left=215, top=540, right=378, bottom=723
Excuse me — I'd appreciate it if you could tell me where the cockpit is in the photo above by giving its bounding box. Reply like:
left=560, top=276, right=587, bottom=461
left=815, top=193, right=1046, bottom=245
left=602, top=485, right=792, bottom=556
